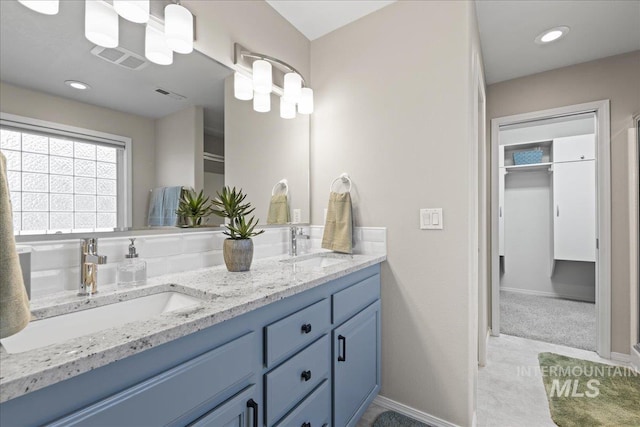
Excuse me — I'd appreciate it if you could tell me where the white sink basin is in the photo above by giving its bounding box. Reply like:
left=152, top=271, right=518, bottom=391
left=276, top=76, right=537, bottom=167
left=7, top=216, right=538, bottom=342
left=282, top=254, right=349, bottom=269
left=1, top=292, right=202, bottom=354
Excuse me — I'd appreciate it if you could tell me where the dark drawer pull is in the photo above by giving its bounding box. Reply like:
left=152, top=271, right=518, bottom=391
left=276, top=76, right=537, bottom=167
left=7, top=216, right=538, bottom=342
left=247, top=399, right=258, bottom=427
left=338, top=335, right=346, bottom=362
left=301, top=323, right=312, bottom=334
left=302, top=423, right=311, bottom=427
left=301, top=370, right=312, bottom=381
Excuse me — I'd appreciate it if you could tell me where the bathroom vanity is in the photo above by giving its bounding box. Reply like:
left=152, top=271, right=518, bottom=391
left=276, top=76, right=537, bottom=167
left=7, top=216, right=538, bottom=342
left=0, top=253, right=383, bottom=427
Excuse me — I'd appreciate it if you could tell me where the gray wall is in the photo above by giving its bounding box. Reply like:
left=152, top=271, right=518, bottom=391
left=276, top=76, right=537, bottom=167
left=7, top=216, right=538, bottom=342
left=310, top=2, right=482, bottom=424
left=0, top=81, right=155, bottom=228
left=487, top=50, right=640, bottom=355
left=224, top=77, right=310, bottom=224
left=154, top=106, right=204, bottom=190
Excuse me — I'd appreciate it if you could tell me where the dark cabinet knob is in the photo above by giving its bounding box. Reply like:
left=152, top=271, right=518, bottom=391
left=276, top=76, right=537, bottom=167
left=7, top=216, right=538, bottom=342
left=301, top=370, right=312, bottom=381
left=301, top=323, right=312, bottom=334
left=302, top=423, right=311, bottom=427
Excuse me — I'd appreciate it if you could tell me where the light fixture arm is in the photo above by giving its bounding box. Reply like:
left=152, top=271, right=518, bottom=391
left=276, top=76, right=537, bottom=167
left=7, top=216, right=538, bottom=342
left=234, top=43, right=307, bottom=89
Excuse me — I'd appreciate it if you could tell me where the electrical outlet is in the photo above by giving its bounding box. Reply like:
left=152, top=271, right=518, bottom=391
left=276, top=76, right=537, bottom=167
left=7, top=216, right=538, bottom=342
left=292, top=209, right=302, bottom=223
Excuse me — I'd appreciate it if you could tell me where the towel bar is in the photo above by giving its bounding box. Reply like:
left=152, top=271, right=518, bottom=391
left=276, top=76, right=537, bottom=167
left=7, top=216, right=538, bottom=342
left=330, top=173, right=352, bottom=193
left=271, top=179, right=288, bottom=196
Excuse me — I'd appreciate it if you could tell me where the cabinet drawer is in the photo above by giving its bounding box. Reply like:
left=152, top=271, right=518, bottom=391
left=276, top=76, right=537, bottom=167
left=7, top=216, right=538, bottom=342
left=265, top=298, right=330, bottom=367
left=265, top=335, right=330, bottom=426
left=49, top=332, right=256, bottom=427
left=553, top=134, right=595, bottom=162
left=274, top=380, right=330, bottom=427
left=332, top=274, right=380, bottom=326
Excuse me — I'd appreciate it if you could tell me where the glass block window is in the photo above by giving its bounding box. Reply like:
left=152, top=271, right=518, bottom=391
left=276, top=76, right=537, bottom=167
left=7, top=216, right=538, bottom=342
left=1, top=126, right=123, bottom=234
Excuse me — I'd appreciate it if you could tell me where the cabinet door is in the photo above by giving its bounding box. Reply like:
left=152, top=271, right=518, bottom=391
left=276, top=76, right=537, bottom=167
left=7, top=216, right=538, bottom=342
left=553, top=134, right=595, bottom=162
left=499, top=167, right=506, bottom=256
left=189, top=385, right=259, bottom=427
left=333, top=301, right=380, bottom=427
left=553, top=160, right=596, bottom=262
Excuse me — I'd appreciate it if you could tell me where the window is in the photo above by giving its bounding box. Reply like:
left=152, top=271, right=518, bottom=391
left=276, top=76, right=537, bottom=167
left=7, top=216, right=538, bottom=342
left=1, top=114, right=130, bottom=235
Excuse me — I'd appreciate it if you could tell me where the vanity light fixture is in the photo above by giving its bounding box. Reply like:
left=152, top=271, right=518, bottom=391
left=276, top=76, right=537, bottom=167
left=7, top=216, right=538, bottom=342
left=113, top=0, right=149, bottom=24
left=233, top=43, right=313, bottom=118
left=164, top=2, right=194, bottom=54
left=65, top=80, right=91, bottom=90
left=81, top=0, right=194, bottom=65
left=17, top=0, right=59, bottom=15
left=85, top=0, right=119, bottom=49
left=253, top=91, right=271, bottom=113
left=145, top=20, right=173, bottom=66
left=535, top=26, right=570, bottom=45
left=234, top=72, right=253, bottom=101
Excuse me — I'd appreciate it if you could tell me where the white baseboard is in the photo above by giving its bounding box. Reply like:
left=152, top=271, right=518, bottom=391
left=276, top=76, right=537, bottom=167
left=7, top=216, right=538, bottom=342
left=500, top=286, right=595, bottom=303
left=630, top=346, right=640, bottom=371
left=610, top=351, right=631, bottom=363
left=373, top=395, right=460, bottom=427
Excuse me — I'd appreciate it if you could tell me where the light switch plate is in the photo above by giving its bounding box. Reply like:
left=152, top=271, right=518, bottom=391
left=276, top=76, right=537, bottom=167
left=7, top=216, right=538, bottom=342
left=292, top=209, right=302, bottom=223
left=420, top=208, right=443, bottom=230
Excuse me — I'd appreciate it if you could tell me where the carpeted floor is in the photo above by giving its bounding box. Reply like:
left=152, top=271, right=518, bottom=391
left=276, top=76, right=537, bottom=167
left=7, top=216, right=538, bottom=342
left=500, top=290, right=596, bottom=351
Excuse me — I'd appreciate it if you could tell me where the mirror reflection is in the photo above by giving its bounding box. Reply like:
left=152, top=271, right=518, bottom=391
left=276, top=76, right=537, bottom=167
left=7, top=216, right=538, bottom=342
left=0, top=0, right=310, bottom=236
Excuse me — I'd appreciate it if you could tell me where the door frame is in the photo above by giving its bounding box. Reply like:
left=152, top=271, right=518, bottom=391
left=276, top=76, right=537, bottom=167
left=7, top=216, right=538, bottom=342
left=490, top=99, right=611, bottom=358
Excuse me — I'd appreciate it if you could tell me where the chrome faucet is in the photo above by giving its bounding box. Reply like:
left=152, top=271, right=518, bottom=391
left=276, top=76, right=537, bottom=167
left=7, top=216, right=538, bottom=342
left=290, top=226, right=310, bottom=257
left=79, top=238, right=107, bottom=296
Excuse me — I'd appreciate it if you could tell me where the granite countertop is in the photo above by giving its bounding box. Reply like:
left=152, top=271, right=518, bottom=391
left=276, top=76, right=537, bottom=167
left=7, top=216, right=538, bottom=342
left=0, top=251, right=385, bottom=403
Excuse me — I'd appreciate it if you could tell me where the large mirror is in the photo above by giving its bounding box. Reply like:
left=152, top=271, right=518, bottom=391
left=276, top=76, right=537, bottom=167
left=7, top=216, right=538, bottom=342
left=0, top=0, right=310, bottom=236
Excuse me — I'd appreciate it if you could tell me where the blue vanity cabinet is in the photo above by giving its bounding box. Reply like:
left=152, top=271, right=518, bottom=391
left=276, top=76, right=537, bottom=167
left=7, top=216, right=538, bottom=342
left=46, top=332, right=259, bottom=427
left=0, top=263, right=382, bottom=427
left=332, top=275, right=381, bottom=427
left=188, top=385, right=259, bottom=427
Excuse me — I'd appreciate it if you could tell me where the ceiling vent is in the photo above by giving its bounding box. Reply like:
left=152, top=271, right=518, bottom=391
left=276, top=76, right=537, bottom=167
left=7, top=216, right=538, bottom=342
left=154, top=88, right=187, bottom=101
left=90, top=46, right=149, bottom=71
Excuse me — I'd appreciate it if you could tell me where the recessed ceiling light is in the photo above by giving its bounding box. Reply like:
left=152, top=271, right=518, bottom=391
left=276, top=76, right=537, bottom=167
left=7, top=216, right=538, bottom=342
left=65, top=80, right=91, bottom=90
left=535, top=26, right=570, bottom=45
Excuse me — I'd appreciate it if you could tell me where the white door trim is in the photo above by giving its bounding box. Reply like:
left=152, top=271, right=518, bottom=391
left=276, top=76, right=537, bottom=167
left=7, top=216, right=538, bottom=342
left=629, top=117, right=639, bottom=360
left=490, top=100, right=612, bottom=358
left=476, top=56, right=488, bottom=368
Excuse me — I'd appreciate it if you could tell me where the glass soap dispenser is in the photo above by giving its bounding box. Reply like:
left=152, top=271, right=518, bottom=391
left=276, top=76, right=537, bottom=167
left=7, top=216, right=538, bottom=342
left=117, top=238, right=147, bottom=287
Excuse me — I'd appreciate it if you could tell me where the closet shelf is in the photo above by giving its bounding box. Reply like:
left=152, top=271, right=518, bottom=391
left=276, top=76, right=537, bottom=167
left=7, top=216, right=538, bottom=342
left=504, top=162, right=552, bottom=172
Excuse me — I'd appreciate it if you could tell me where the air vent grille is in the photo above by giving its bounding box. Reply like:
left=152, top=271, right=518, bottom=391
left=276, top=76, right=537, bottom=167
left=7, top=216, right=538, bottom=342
left=154, top=88, right=187, bottom=101
left=90, top=46, right=149, bottom=71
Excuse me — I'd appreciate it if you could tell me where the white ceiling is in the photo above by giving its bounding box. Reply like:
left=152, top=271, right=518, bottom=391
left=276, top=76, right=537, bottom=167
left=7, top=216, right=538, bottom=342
left=476, top=0, right=640, bottom=84
left=266, top=0, right=396, bottom=40
left=0, top=0, right=232, bottom=134
left=267, top=0, right=639, bottom=85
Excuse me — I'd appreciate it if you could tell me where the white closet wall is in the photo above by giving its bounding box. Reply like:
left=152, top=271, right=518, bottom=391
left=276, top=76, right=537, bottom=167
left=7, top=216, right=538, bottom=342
left=499, top=116, right=597, bottom=302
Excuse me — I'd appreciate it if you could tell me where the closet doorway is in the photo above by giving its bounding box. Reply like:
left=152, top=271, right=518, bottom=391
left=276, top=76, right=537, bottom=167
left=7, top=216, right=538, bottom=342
left=490, top=100, right=611, bottom=357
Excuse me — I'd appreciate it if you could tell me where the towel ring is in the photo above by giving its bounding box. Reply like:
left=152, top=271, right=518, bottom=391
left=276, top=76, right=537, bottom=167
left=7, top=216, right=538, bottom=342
left=271, top=179, right=289, bottom=196
left=330, top=173, right=352, bottom=193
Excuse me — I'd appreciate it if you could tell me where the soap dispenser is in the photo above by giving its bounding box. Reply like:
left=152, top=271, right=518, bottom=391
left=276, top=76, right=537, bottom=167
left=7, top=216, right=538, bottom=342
left=117, top=238, right=147, bottom=287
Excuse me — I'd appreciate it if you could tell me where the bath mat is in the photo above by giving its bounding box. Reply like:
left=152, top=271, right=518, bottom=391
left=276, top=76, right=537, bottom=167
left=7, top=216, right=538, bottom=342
left=373, top=411, right=430, bottom=427
left=538, top=352, right=640, bottom=426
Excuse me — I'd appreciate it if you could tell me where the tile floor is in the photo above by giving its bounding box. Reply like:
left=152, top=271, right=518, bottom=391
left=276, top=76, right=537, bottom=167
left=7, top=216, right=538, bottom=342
left=477, top=334, right=628, bottom=427
left=357, top=402, right=387, bottom=426
left=357, top=334, right=629, bottom=427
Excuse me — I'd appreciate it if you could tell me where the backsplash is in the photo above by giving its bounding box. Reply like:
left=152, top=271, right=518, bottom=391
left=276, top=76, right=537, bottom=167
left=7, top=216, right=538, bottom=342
left=18, top=226, right=386, bottom=299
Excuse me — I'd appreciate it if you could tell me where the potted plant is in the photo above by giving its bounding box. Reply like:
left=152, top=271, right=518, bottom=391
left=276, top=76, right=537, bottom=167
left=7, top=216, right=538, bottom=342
left=176, top=189, right=213, bottom=227
left=212, top=186, right=264, bottom=272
